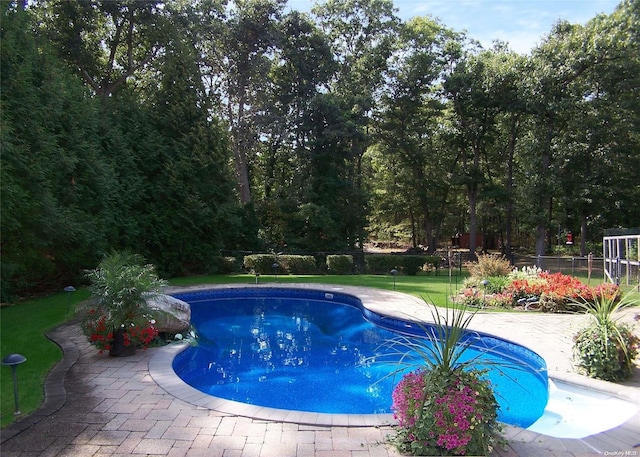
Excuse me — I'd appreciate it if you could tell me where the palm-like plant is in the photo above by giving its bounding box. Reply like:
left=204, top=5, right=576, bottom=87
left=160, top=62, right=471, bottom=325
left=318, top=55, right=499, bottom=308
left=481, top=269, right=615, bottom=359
left=81, top=251, right=166, bottom=353
left=375, top=300, right=501, bottom=456
left=378, top=303, right=480, bottom=376
left=85, top=251, right=166, bottom=328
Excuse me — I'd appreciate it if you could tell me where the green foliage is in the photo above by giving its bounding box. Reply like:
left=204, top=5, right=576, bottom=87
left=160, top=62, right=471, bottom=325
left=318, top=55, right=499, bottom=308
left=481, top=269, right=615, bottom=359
left=0, top=4, right=109, bottom=300
left=484, top=276, right=511, bottom=294
left=365, top=255, right=401, bottom=274
left=364, top=254, right=442, bottom=275
left=574, top=322, right=639, bottom=382
left=279, top=255, right=318, bottom=275
left=376, top=302, right=500, bottom=455
left=326, top=255, right=354, bottom=274
left=242, top=254, right=317, bottom=275
left=2, top=0, right=640, bottom=300
left=572, top=291, right=640, bottom=381
left=243, top=254, right=279, bottom=275
left=401, top=256, right=429, bottom=276
left=80, top=251, right=166, bottom=330
left=208, top=256, right=240, bottom=274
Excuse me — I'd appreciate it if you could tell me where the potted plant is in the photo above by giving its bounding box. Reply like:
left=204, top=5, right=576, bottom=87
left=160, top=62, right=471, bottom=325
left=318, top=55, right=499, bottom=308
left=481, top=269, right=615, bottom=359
left=80, top=251, right=166, bottom=356
left=378, top=303, right=501, bottom=456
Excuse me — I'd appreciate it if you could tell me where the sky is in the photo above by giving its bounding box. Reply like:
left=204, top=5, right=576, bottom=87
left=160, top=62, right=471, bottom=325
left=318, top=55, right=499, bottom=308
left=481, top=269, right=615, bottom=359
left=288, top=0, right=621, bottom=54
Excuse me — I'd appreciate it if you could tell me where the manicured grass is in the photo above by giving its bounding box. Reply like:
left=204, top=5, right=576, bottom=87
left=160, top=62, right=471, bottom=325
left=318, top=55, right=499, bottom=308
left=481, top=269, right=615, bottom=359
left=168, top=272, right=468, bottom=306
left=0, top=289, right=90, bottom=427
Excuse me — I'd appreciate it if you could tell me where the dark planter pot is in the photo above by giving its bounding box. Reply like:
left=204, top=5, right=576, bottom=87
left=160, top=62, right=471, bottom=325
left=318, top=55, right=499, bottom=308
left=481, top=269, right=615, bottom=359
left=109, top=328, right=137, bottom=357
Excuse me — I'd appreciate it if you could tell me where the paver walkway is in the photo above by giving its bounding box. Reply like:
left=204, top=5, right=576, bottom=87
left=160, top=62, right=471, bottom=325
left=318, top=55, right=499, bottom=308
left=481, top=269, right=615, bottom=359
left=1, top=284, right=639, bottom=457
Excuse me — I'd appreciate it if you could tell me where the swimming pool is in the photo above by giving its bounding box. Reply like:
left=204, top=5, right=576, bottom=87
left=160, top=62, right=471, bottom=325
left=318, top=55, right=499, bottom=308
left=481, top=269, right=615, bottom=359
left=171, top=287, right=549, bottom=428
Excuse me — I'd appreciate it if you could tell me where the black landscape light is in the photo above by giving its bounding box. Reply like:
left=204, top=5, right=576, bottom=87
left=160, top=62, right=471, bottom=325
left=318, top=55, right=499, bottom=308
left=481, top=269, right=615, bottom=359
left=272, top=263, right=280, bottom=282
left=64, top=285, right=76, bottom=315
left=2, top=354, right=27, bottom=415
left=390, top=269, right=398, bottom=290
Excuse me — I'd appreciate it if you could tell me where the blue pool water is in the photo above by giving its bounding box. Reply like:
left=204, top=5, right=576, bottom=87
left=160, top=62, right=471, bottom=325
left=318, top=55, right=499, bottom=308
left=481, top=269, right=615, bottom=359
left=171, top=287, right=549, bottom=428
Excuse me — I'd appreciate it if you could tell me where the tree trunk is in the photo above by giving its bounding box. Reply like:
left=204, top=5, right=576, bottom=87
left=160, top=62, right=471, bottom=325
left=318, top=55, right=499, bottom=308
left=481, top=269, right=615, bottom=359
left=468, top=184, right=478, bottom=260
left=535, top=224, right=546, bottom=257
left=505, top=116, right=518, bottom=258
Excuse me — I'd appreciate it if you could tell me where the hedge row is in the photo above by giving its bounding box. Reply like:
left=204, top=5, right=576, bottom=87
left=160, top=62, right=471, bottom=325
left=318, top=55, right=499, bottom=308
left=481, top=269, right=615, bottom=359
left=364, top=254, right=442, bottom=276
left=212, top=253, right=444, bottom=275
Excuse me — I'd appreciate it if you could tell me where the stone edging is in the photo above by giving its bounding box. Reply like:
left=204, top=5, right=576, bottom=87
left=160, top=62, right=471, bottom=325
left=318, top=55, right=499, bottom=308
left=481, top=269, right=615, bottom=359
left=0, top=323, right=80, bottom=444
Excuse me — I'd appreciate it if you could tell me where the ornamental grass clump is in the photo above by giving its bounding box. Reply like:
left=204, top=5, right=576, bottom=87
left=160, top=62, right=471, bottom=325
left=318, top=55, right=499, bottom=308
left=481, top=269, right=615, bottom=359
left=465, top=254, right=513, bottom=280
left=377, top=303, right=501, bottom=456
left=573, top=291, right=640, bottom=381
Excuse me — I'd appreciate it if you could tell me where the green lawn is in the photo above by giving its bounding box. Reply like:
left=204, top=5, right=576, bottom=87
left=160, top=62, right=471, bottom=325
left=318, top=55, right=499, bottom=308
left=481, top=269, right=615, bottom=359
left=0, top=288, right=90, bottom=427
left=168, top=272, right=467, bottom=306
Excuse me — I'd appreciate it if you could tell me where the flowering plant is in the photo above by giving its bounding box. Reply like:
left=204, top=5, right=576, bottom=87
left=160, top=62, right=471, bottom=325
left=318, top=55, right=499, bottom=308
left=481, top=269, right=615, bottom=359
left=376, top=302, right=501, bottom=455
left=392, top=367, right=498, bottom=456
left=455, top=288, right=483, bottom=308
left=81, top=310, right=158, bottom=353
left=504, top=272, right=620, bottom=312
left=79, top=251, right=165, bottom=354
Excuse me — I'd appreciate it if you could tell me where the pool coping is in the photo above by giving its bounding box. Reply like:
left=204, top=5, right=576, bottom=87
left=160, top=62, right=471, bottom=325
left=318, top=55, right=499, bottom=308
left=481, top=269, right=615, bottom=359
left=150, top=283, right=640, bottom=430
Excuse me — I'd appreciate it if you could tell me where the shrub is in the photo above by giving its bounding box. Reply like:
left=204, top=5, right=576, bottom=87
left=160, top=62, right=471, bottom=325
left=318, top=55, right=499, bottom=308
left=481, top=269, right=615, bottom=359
left=572, top=291, right=640, bottom=381
left=574, top=322, right=639, bottom=381
left=279, top=255, right=317, bottom=274
left=208, top=256, right=239, bottom=274
left=462, top=276, right=481, bottom=289
left=365, top=255, right=400, bottom=274
left=364, top=254, right=442, bottom=275
left=243, top=254, right=279, bottom=274
left=422, top=255, right=443, bottom=273
left=400, top=256, right=427, bottom=276
left=484, top=276, right=510, bottom=294
left=466, top=254, right=513, bottom=279
left=326, top=255, right=354, bottom=274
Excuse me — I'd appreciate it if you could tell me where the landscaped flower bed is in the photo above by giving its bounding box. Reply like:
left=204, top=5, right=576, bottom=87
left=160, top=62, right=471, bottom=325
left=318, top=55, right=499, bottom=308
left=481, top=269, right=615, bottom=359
left=456, top=254, right=639, bottom=383
left=455, top=255, right=620, bottom=312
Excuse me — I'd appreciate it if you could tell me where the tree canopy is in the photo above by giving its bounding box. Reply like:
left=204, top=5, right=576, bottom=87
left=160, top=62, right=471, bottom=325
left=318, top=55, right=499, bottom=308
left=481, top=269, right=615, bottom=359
left=2, top=0, right=638, bottom=299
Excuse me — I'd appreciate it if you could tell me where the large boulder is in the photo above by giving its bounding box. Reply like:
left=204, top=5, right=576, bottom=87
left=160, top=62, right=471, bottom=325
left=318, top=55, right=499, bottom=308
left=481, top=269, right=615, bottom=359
left=145, top=294, right=191, bottom=334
